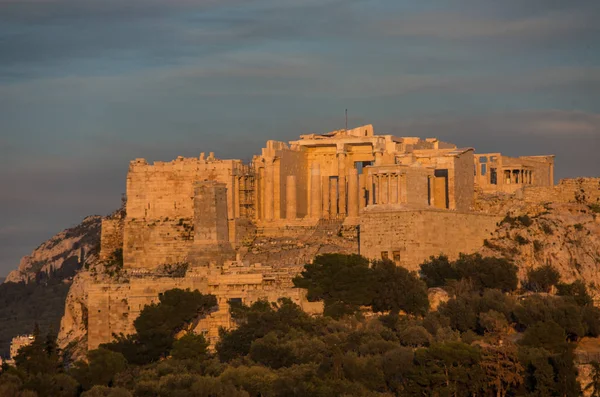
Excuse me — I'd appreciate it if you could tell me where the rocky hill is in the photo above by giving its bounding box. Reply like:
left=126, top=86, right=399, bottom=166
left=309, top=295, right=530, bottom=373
left=0, top=215, right=103, bottom=357
left=479, top=201, right=600, bottom=296
left=5, top=215, right=102, bottom=284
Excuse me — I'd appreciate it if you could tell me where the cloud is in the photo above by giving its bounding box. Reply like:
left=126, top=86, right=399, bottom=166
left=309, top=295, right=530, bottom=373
left=376, top=9, right=598, bottom=41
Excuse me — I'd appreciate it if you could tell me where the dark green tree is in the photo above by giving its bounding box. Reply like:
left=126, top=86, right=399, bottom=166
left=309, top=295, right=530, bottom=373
left=70, top=348, right=127, bottom=390
left=419, top=255, right=458, bottom=288
left=371, top=260, right=429, bottom=316
left=102, top=289, right=216, bottom=364
left=293, top=254, right=374, bottom=317
left=525, top=264, right=561, bottom=293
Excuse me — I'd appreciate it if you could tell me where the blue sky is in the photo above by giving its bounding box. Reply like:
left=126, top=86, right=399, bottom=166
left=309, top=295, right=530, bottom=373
left=1, top=0, right=599, bottom=276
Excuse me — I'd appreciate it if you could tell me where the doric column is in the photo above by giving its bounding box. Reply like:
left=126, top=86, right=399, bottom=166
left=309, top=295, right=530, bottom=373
left=348, top=168, right=359, bottom=217
left=234, top=175, right=240, bottom=218
left=322, top=175, right=330, bottom=219
left=330, top=176, right=337, bottom=216
left=264, top=158, right=275, bottom=220
left=358, top=173, right=366, bottom=210
left=366, top=172, right=373, bottom=205
left=377, top=174, right=383, bottom=204
left=310, top=163, right=322, bottom=219
left=286, top=175, right=297, bottom=220
left=400, top=174, right=408, bottom=203
left=337, top=149, right=347, bottom=216
left=428, top=175, right=435, bottom=206
left=258, top=166, right=265, bottom=219
left=390, top=173, right=399, bottom=203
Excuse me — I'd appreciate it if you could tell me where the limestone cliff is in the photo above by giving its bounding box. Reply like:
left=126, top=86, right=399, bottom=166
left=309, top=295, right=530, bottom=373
left=57, top=270, right=91, bottom=359
left=5, top=215, right=102, bottom=283
left=478, top=201, right=600, bottom=296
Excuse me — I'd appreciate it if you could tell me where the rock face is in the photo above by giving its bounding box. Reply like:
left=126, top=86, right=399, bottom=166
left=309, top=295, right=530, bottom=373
left=477, top=201, right=600, bottom=296
left=5, top=216, right=102, bottom=283
left=57, top=270, right=92, bottom=358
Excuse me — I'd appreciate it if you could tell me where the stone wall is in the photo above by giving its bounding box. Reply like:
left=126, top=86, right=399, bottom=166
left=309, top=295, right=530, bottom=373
left=123, top=219, right=194, bottom=269
left=520, top=178, right=600, bottom=205
left=87, top=265, right=322, bottom=350
left=99, top=218, right=124, bottom=261
left=359, top=208, right=501, bottom=270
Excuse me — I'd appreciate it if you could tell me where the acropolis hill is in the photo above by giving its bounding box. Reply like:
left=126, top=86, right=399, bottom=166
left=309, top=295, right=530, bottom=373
left=47, top=124, right=599, bottom=354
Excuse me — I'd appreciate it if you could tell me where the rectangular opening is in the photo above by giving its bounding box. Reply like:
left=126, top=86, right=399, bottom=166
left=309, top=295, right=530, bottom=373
left=490, top=168, right=497, bottom=185
left=434, top=169, right=449, bottom=209
left=393, top=251, right=401, bottom=262
left=354, top=161, right=372, bottom=175
left=381, top=251, right=389, bottom=260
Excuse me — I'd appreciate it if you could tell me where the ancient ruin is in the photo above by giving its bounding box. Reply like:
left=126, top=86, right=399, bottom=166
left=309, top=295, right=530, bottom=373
left=85, top=124, right=562, bottom=350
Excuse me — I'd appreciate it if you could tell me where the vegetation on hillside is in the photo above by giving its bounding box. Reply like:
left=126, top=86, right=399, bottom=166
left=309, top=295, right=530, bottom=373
left=2, top=254, right=600, bottom=396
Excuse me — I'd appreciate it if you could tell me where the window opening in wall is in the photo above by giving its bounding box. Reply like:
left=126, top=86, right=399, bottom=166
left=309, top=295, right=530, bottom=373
left=481, top=164, right=487, bottom=176
left=393, top=251, right=401, bottom=262
left=381, top=251, right=389, bottom=260
left=490, top=168, right=497, bottom=185
left=434, top=169, right=449, bottom=209
left=229, top=297, right=242, bottom=305
left=354, top=161, right=372, bottom=175
left=480, top=156, right=488, bottom=163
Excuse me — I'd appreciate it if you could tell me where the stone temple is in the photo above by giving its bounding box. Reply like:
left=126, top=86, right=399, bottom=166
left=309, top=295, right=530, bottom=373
left=88, top=124, right=556, bottom=350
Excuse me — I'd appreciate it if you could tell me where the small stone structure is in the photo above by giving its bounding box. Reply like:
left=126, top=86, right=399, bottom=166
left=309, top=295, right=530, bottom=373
left=10, top=334, right=34, bottom=361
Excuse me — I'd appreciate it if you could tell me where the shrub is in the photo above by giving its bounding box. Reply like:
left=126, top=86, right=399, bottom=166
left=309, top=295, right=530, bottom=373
left=515, top=235, right=529, bottom=245
left=541, top=223, right=553, bottom=235
left=574, top=223, right=584, bottom=231
left=525, top=265, right=561, bottom=293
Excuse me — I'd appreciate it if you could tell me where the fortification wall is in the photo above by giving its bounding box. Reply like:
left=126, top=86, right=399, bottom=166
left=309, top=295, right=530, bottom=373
left=99, top=218, right=124, bottom=261
left=87, top=269, right=321, bottom=350
left=520, top=178, right=600, bottom=204
left=123, top=219, right=194, bottom=269
left=126, top=157, right=246, bottom=221
left=360, top=208, right=501, bottom=270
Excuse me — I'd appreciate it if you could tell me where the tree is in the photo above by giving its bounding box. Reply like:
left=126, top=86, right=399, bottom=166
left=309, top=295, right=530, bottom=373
left=419, top=255, right=458, bottom=288
left=557, top=280, right=593, bottom=306
left=519, top=321, right=569, bottom=353
left=102, top=289, right=217, bottom=364
left=170, top=333, right=209, bottom=361
left=293, top=254, right=374, bottom=317
left=15, top=326, right=60, bottom=376
left=371, top=260, right=429, bottom=316
left=480, top=343, right=524, bottom=397
left=454, top=254, right=518, bottom=292
left=70, top=348, right=127, bottom=390
left=525, top=265, right=561, bottom=293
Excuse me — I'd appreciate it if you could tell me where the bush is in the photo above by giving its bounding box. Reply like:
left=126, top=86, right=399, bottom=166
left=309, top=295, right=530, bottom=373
left=525, top=265, right=561, bottom=293
left=419, top=255, right=458, bottom=288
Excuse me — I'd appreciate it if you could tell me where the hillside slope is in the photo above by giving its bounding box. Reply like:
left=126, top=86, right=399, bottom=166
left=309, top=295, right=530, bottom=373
left=0, top=215, right=102, bottom=357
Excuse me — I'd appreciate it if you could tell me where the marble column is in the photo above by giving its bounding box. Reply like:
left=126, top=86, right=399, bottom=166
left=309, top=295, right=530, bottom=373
left=310, top=163, right=322, bottom=219
left=322, top=175, right=330, bottom=219
left=337, top=152, right=347, bottom=215
left=390, top=173, right=399, bottom=203
left=348, top=169, right=359, bottom=217
left=358, top=173, right=367, bottom=210
left=264, top=159, right=275, bottom=220
left=286, top=175, right=297, bottom=220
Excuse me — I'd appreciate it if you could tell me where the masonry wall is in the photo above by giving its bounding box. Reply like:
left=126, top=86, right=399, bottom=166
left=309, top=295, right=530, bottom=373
left=99, top=218, right=124, bottom=261
left=123, top=219, right=194, bottom=268
left=520, top=178, right=600, bottom=204
left=87, top=270, right=321, bottom=350
left=453, top=151, right=475, bottom=211
left=360, top=209, right=501, bottom=270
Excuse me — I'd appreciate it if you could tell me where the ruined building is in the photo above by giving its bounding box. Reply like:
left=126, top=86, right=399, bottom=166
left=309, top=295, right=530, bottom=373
left=89, top=124, right=555, bottom=350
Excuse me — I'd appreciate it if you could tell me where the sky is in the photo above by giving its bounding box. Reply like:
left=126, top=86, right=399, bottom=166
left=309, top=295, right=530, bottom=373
left=0, top=0, right=599, bottom=276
